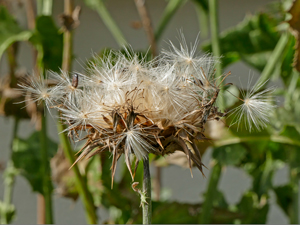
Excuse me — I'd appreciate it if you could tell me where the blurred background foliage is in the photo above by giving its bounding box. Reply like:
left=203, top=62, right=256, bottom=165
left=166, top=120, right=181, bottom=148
left=0, top=0, right=300, bottom=224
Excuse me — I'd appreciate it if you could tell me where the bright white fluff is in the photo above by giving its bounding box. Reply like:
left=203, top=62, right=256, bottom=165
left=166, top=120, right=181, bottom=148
left=18, top=35, right=277, bottom=181
left=18, top=76, right=57, bottom=110
left=230, top=79, right=275, bottom=131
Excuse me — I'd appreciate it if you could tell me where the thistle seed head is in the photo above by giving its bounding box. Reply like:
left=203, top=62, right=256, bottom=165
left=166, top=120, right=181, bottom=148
left=18, top=35, right=276, bottom=184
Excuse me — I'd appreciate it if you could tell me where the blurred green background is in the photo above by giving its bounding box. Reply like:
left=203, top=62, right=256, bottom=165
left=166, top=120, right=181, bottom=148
left=1, top=0, right=300, bottom=224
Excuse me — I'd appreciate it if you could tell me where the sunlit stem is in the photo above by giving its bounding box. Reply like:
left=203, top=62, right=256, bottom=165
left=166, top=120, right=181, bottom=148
left=208, top=0, right=224, bottom=110
left=40, top=110, right=54, bottom=224
left=57, top=122, right=98, bottom=224
left=142, top=157, right=152, bottom=224
left=155, top=0, right=187, bottom=41
left=0, top=118, right=19, bottom=224
left=93, top=0, right=127, bottom=47
left=290, top=166, right=299, bottom=224
left=199, top=162, right=222, bottom=224
left=37, top=0, right=53, bottom=16
left=256, top=32, right=289, bottom=90
left=195, top=3, right=209, bottom=38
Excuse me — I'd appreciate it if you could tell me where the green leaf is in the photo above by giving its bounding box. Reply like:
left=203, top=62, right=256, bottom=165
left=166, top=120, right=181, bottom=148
left=29, top=16, right=63, bottom=72
left=151, top=202, right=199, bottom=224
left=12, top=131, right=57, bottom=194
left=212, top=144, right=247, bottom=166
left=133, top=200, right=241, bottom=224
left=223, top=85, right=240, bottom=108
left=85, top=155, right=102, bottom=207
left=274, top=184, right=293, bottom=216
left=202, top=13, right=280, bottom=69
left=236, top=191, right=269, bottom=223
left=280, top=35, right=296, bottom=86
left=0, top=6, right=32, bottom=59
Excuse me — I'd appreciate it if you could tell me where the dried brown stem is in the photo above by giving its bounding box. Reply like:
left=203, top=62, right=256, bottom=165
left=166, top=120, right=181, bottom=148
left=25, top=0, right=36, bottom=29
left=154, top=167, right=161, bottom=200
left=25, top=0, right=38, bottom=76
left=37, top=194, right=45, bottom=224
left=134, top=0, right=157, bottom=56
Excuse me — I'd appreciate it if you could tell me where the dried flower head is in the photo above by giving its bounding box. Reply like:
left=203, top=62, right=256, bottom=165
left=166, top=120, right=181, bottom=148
left=19, top=36, right=276, bottom=185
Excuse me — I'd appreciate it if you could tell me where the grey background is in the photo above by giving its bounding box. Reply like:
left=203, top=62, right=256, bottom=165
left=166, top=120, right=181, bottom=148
left=0, top=0, right=294, bottom=224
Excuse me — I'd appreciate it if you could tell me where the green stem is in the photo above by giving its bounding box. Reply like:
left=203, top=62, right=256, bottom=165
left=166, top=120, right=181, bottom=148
left=40, top=113, right=54, bottom=224
left=36, top=0, right=53, bottom=16
left=214, top=135, right=300, bottom=148
left=195, top=3, right=209, bottom=38
left=208, top=0, right=224, bottom=110
left=142, top=157, right=152, bottom=224
left=155, top=0, right=187, bottom=41
left=0, top=118, right=19, bottom=224
left=257, top=32, right=289, bottom=88
left=57, top=122, right=98, bottom=224
left=287, top=71, right=299, bottom=97
left=199, top=162, right=222, bottom=224
left=290, top=166, right=299, bottom=223
left=88, top=0, right=127, bottom=47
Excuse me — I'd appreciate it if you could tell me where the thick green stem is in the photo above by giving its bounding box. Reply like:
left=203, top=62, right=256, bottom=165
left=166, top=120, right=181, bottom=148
left=208, top=0, right=224, bottom=110
left=195, top=3, right=209, bottom=38
left=290, top=167, right=299, bottom=224
left=257, top=32, right=289, bottom=88
left=40, top=113, right=54, bottom=224
left=199, top=162, right=222, bottom=224
left=87, top=0, right=127, bottom=47
left=142, top=157, right=152, bottom=224
left=36, top=0, right=53, bottom=16
left=155, top=0, right=187, bottom=41
left=57, top=122, right=98, bottom=224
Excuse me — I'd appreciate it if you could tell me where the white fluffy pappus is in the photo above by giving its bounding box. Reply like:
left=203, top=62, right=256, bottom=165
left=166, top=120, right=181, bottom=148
left=230, top=79, right=276, bottom=131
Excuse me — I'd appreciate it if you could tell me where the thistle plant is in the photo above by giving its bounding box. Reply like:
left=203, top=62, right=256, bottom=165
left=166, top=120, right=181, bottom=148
left=18, top=36, right=275, bottom=223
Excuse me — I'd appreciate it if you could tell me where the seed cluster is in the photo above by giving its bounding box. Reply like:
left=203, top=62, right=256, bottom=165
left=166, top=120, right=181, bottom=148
left=19, top=36, right=275, bottom=183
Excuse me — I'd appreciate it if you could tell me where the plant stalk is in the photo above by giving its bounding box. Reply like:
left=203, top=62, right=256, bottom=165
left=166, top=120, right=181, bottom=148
left=142, top=157, right=152, bottom=224
left=62, top=0, right=74, bottom=72
left=134, top=0, right=157, bottom=56
left=154, top=167, right=161, bottom=201
left=195, top=3, right=209, bottom=38
left=59, top=1, right=97, bottom=222
left=208, top=0, right=224, bottom=110
left=25, top=0, right=39, bottom=74
left=57, top=122, right=98, bottom=224
left=199, top=162, right=222, bottom=224
left=257, top=32, right=289, bottom=88
left=155, top=0, right=187, bottom=41
left=40, top=112, right=54, bottom=224
left=91, top=0, right=127, bottom=47
left=0, top=118, right=19, bottom=224
left=290, top=167, right=299, bottom=224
